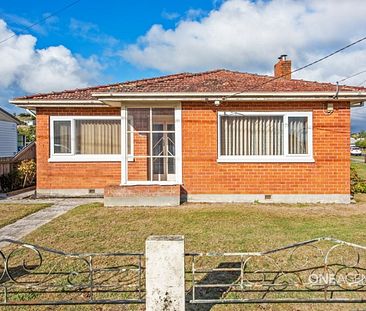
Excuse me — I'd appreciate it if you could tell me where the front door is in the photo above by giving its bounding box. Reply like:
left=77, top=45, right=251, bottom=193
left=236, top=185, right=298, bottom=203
left=122, top=106, right=181, bottom=184
left=152, top=121, right=175, bottom=181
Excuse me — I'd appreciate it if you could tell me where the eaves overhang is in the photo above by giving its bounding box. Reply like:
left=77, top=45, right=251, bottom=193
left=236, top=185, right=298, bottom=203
left=9, top=99, right=107, bottom=110
left=10, top=92, right=366, bottom=108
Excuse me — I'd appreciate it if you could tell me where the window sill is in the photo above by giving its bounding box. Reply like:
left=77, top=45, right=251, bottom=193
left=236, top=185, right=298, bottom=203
left=48, top=155, right=134, bottom=162
left=217, top=156, right=315, bottom=163
left=120, top=181, right=182, bottom=186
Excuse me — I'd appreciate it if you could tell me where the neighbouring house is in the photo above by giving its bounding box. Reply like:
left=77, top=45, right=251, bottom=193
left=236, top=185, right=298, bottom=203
left=10, top=56, right=366, bottom=205
left=17, top=134, right=27, bottom=152
left=0, top=107, right=20, bottom=158
left=17, top=113, right=36, bottom=126
left=23, top=119, right=36, bottom=126
left=17, top=113, right=36, bottom=151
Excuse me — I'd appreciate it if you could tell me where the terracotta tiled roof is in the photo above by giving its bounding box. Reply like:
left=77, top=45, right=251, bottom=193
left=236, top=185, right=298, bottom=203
left=14, top=69, right=366, bottom=101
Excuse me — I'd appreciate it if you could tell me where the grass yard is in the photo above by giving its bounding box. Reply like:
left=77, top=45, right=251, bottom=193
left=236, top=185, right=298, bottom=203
left=20, top=202, right=366, bottom=253
left=0, top=203, right=50, bottom=229
left=352, top=160, right=366, bottom=180
left=5, top=201, right=366, bottom=310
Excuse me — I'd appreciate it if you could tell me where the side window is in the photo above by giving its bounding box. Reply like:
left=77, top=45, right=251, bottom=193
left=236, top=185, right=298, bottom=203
left=53, top=120, right=71, bottom=154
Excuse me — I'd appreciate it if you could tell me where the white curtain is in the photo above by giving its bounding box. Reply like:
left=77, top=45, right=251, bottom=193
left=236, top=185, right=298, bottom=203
left=288, top=117, right=308, bottom=154
left=221, top=116, right=284, bottom=156
left=76, top=120, right=121, bottom=154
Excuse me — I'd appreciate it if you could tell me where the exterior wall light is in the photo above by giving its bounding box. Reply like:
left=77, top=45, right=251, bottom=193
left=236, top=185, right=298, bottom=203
left=327, top=103, right=334, bottom=114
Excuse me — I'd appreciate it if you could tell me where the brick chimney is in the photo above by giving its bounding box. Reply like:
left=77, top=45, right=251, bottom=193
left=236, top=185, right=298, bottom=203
left=274, top=54, right=291, bottom=80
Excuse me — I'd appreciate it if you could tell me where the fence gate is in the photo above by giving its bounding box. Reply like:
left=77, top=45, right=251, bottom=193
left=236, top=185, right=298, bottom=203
left=0, top=239, right=145, bottom=306
left=186, top=237, right=366, bottom=305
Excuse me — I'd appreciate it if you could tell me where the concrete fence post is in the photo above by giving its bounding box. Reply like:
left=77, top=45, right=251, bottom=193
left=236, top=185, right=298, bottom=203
left=146, top=235, right=185, bottom=311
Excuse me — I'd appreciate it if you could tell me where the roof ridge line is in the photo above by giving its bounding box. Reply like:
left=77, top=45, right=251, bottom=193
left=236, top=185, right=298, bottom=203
left=12, top=68, right=366, bottom=101
left=116, top=69, right=231, bottom=90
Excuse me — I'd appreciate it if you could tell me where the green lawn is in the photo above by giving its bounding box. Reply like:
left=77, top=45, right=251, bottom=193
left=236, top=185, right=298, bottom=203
left=352, top=160, right=366, bottom=180
left=5, top=201, right=366, bottom=310
left=20, top=202, right=366, bottom=253
left=0, top=203, right=50, bottom=229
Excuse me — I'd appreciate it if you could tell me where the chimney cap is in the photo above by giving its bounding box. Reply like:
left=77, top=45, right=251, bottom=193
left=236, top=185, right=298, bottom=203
left=278, top=54, right=288, bottom=61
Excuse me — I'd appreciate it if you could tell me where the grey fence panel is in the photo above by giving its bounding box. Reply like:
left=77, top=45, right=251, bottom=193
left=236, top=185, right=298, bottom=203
left=2, top=236, right=366, bottom=307
left=0, top=239, right=145, bottom=306
left=186, top=237, right=366, bottom=304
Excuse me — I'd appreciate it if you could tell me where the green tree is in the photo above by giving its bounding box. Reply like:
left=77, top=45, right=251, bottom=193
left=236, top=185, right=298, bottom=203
left=359, top=130, right=366, bottom=139
left=356, top=139, right=366, bottom=148
left=18, top=126, right=36, bottom=142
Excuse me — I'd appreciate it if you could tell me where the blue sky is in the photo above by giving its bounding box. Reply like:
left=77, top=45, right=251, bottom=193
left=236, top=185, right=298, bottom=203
left=0, top=0, right=366, bottom=131
left=0, top=0, right=217, bottom=82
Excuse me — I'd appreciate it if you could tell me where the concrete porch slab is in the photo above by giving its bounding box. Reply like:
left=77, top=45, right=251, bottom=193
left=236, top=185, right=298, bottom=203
left=104, top=184, right=181, bottom=207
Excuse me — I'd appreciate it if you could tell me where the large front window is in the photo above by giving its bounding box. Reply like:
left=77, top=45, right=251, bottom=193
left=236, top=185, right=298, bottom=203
left=50, top=116, right=131, bottom=161
left=218, top=112, right=313, bottom=162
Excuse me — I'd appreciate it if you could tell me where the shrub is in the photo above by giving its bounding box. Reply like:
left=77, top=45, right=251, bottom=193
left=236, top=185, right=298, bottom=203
left=353, top=182, right=366, bottom=194
left=0, top=160, right=36, bottom=193
left=0, top=170, right=22, bottom=193
left=18, top=160, right=36, bottom=188
left=351, top=166, right=366, bottom=194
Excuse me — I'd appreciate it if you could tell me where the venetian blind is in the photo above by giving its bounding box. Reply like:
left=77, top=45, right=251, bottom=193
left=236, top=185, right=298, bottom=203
left=75, top=120, right=121, bottom=154
left=220, top=116, right=284, bottom=156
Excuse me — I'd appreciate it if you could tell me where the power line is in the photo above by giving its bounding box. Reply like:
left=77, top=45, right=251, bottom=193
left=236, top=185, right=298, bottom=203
left=356, top=77, right=366, bottom=87
left=223, top=35, right=366, bottom=100
left=338, top=69, right=366, bottom=83
left=0, top=0, right=82, bottom=45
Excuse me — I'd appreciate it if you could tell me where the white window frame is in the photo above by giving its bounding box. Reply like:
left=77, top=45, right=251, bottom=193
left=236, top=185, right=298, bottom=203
left=49, top=115, right=133, bottom=162
left=120, top=103, right=182, bottom=186
left=217, top=111, right=314, bottom=163
left=127, top=115, right=134, bottom=160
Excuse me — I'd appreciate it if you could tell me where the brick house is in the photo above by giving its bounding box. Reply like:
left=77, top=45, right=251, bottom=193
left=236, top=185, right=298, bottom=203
left=11, top=57, right=366, bottom=205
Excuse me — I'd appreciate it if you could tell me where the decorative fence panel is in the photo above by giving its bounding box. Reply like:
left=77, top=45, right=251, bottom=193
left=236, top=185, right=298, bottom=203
left=186, top=237, right=366, bottom=305
left=0, top=239, right=145, bottom=306
left=1, top=237, right=366, bottom=308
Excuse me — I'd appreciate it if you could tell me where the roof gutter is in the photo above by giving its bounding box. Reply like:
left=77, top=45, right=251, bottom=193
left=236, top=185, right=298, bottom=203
left=10, top=92, right=366, bottom=108
left=9, top=99, right=107, bottom=109
left=93, top=91, right=366, bottom=98
left=93, top=92, right=366, bottom=106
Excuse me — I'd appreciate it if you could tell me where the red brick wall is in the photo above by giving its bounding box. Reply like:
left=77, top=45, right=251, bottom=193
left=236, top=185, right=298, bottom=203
left=105, top=184, right=180, bottom=197
left=36, top=108, right=121, bottom=190
left=182, top=101, right=350, bottom=194
left=274, top=59, right=292, bottom=80
left=36, top=102, right=350, bottom=195
left=128, top=132, right=149, bottom=181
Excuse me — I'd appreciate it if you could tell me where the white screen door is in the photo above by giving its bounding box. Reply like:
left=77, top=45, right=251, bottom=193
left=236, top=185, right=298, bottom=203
left=122, top=106, right=181, bottom=184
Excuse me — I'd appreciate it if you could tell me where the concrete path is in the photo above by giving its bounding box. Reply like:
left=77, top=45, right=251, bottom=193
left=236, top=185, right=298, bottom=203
left=0, top=198, right=103, bottom=246
left=0, top=189, right=36, bottom=201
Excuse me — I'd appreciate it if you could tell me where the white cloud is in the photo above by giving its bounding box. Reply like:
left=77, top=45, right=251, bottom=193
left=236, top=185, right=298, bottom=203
left=185, top=9, right=206, bottom=20
left=69, top=18, right=119, bottom=46
left=0, top=19, right=102, bottom=95
left=2, top=13, right=47, bottom=35
left=161, top=10, right=180, bottom=21
left=121, top=0, right=366, bottom=84
left=122, top=0, right=366, bottom=131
